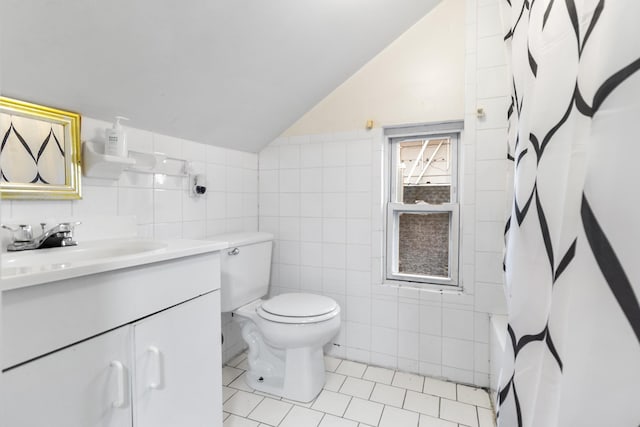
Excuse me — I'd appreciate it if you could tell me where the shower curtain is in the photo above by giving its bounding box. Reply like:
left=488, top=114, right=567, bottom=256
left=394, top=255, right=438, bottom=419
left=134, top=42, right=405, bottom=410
left=498, top=1, right=640, bottom=426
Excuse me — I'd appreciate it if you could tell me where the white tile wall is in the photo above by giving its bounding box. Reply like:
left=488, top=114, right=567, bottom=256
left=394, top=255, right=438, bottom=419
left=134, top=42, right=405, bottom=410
left=1, top=0, right=510, bottom=387
left=0, top=116, right=259, bottom=363
left=254, top=0, right=509, bottom=389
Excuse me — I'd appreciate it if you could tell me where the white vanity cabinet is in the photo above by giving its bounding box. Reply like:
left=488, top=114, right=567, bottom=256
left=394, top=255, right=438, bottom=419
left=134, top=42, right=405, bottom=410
left=133, top=291, right=221, bottom=427
left=2, top=324, right=133, bottom=427
left=1, top=248, right=224, bottom=427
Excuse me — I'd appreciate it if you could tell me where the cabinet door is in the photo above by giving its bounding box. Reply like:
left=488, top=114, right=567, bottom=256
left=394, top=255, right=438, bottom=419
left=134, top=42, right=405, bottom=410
left=133, top=291, right=222, bottom=427
left=1, top=326, right=132, bottom=427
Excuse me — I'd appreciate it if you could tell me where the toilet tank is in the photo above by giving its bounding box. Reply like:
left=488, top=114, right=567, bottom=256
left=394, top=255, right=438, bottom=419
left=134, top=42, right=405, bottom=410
left=215, top=232, right=273, bottom=312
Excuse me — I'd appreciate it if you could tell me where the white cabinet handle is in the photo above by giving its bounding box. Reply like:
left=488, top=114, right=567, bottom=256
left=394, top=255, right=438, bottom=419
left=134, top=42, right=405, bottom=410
left=110, top=360, right=126, bottom=408
left=147, top=346, right=163, bottom=390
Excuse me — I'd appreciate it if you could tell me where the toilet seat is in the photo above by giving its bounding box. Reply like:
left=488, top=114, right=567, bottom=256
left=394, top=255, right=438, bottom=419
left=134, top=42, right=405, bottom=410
left=257, top=293, right=340, bottom=324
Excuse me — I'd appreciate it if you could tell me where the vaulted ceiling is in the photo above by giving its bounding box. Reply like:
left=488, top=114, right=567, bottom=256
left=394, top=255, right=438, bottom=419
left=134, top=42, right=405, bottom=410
left=1, top=0, right=441, bottom=152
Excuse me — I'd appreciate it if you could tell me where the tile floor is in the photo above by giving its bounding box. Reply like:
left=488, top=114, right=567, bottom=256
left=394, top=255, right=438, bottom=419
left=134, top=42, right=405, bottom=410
left=222, top=353, right=496, bottom=427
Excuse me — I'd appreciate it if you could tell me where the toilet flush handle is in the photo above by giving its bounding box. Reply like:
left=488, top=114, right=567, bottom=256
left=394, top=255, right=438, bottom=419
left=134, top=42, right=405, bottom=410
left=228, top=247, right=240, bottom=256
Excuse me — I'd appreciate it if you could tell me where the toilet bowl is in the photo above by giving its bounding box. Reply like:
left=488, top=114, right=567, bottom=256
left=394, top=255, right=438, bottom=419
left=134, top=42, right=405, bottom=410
left=215, top=232, right=341, bottom=402
left=234, top=294, right=340, bottom=401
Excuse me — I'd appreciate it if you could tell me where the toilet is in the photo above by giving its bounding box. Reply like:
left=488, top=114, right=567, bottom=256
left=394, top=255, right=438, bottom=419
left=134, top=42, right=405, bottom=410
left=217, top=232, right=341, bottom=402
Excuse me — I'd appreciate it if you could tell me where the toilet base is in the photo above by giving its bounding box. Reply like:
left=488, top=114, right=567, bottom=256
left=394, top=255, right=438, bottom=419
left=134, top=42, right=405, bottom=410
left=236, top=316, right=328, bottom=402
left=245, top=346, right=325, bottom=403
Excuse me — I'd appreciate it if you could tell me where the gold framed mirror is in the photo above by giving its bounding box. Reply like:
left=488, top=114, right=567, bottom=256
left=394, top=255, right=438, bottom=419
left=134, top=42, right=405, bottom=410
left=0, top=97, right=82, bottom=199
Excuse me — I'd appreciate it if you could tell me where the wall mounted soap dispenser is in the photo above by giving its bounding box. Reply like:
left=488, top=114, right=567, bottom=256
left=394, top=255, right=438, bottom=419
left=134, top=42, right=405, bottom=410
left=105, top=116, right=129, bottom=157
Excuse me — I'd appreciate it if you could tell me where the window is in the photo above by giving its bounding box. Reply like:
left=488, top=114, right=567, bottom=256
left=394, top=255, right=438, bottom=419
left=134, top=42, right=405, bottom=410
left=385, top=123, right=461, bottom=287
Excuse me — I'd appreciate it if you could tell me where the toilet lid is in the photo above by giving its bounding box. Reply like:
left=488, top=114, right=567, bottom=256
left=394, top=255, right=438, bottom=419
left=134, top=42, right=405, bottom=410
left=261, top=293, right=338, bottom=318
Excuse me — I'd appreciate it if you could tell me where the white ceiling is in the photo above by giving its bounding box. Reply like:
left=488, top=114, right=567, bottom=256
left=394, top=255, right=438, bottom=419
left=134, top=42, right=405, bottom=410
left=1, top=0, right=441, bottom=152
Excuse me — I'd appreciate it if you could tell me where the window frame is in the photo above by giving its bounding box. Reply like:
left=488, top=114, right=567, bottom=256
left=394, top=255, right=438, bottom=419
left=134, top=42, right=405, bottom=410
left=384, top=122, right=463, bottom=288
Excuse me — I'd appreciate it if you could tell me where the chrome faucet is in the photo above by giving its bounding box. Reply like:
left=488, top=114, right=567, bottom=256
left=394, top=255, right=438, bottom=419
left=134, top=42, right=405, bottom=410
left=1, top=222, right=80, bottom=251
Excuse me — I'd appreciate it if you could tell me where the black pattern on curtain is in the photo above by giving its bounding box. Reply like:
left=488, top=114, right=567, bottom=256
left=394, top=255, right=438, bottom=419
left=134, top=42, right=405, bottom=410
left=499, top=0, right=640, bottom=425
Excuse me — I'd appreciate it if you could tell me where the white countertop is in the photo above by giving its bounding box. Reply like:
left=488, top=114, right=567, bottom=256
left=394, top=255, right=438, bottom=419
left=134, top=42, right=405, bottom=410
left=0, top=238, right=229, bottom=291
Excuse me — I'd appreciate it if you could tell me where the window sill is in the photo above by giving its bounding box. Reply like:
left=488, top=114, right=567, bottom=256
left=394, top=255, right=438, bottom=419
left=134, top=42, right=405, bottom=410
left=381, top=279, right=464, bottom=295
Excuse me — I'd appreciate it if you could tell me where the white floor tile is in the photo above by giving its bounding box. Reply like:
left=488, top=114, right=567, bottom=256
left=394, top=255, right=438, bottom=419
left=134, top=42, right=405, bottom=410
left=223, top=391, right=264, bottom=417
left=283, top=397, right=315, bottom=408
left=423, top=377, right=457, bottom=400
left=336, top=360, right=367, bottom=378
left=325, top=356, right=342, bottom=372
left=440, top=398, right=479, bottom=427
left=392, top=371, right=425, bottom=392
left=379, top=406, right=420, bottom=427
left=325, top=372, right=347, bottom=392
left=223, top=386, right=238, bottom=402
left=478, top=407, right=496, bottom=427
left=223, top=414, right=260, bottom=427
left=248, top=397, right=292, bottom=426
left=362, top=365, right=395, bottom=384
left=343, top=397, right=384, bottom=426
left=280, top=406, right=324, bottom=427
left=228, top=352, right=248, bottom=368
left=403, top=390, right=440, bottom=417
left=253, top=389, right=282, bottom=400
left=221, top=355, right=497, bottom=427
left=312, top=390, right=352, bottom=417
left=228, top=373, right=254, bottom=392
left=339, top=377, right=375, bottom=399
left=222, top=366, right=244, bottom=386
left=236, top=359, right=250, bottom=370
left=369, top=383, right=406, bottom=407
left=419, top=414, right=458, bottom=427
left=319, top=414, right=359, bottom=427
left=457, top=384, right=492, bottom=408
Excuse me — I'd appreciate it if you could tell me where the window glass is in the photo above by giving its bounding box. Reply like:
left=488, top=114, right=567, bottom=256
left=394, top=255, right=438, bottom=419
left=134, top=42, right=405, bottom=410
left=398, top=212, right=450, bottom=278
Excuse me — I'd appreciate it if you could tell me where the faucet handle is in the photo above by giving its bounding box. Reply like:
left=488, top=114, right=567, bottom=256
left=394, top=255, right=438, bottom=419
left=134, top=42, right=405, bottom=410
left=60, top=221, right=82, bottom=232
left=1, top=224, right=34, bottom=242
left=57, top=222, right=80, bottom=247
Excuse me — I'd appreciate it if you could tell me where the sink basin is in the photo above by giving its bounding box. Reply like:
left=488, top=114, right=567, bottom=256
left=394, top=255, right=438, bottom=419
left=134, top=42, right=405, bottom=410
left=0, top=238, right=173, bottom=288
left=0, top=214, right=229, bottom=290
left=2, top=239, right=167, bottom=271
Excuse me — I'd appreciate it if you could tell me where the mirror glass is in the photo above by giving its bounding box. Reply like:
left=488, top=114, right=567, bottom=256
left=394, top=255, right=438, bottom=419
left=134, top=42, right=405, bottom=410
left=0, top=97, right=81, bottom=199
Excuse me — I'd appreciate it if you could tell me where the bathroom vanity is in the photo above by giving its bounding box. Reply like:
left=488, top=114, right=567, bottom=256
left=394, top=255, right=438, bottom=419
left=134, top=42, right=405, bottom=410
left=0, top=238, right=227, bottom=427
